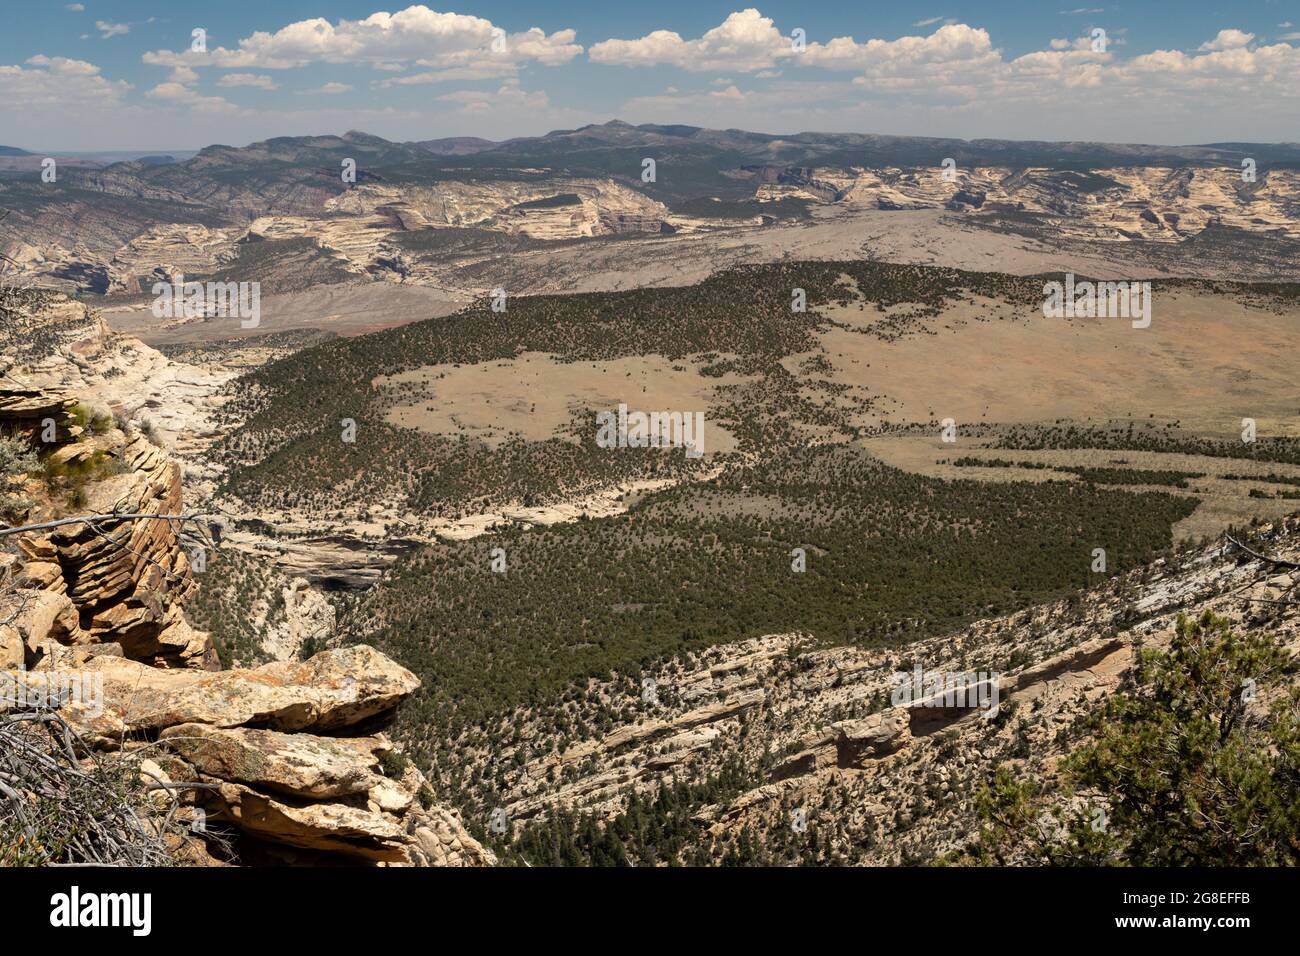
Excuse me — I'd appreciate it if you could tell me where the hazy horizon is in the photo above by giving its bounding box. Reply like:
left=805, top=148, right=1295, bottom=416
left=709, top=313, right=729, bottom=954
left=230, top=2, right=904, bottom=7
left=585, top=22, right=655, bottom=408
left=2, top=2, right=1298, bottom=150
left=10, top=120, right=1300, bottom=156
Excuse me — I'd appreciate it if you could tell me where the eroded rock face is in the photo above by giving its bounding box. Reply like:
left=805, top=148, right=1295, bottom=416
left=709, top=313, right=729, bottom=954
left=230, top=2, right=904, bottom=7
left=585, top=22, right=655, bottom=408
left=756, top=165, right=1300, bottom=242
left=16, top=440, right=214, bottom=668
left=8, top=646, right=495, bottom=867
left=1, top=372, right=219, bottom=670
left=0, top=589, right=86, bottom=668
left=279, top=577, right=336, bottom=660
left=0, top=338, right=489, bottom=866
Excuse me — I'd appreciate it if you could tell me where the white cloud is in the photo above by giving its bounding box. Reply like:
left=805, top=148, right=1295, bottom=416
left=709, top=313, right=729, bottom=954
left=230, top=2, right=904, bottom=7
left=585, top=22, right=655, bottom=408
left=377, top=61, right=518, bottom=86
left=503, top=27, right=583, bottom=66
left=312, top=82, right=353, bottom=94
left=613, top=19, right=1300, bottom=142
left=145, top=81, right=238, bottom=113
left=0, top=56, right=128, bottom=111
left=1199, top=29, right=1254, bottom=52
left=590, top=13, right=1005, bottom=82
left=802, top=23, right=1003, bottom=77
left=96, top=20, right=129, bottom=39
left=600, top=15, right=1298, bottom=115
left=1047, top=34, right=1111, bottom=52
left=168, top=66, right=199, bottom=85
left=437, top=80, right=549, bottom=114
left=65, top=3, right=85, bottom=11
left=217, top=73, right=280, bottom=90
left=141, top=6, right=581, bottom=71
left=25, top=54, right=103, bottom=77
left=590, top=8, right=793, bottom=72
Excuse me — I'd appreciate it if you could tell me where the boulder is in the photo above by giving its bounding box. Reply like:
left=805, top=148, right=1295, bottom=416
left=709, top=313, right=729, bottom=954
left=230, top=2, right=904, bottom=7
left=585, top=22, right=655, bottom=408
left=160, top=723, right=381, bottom=799
left=832, top=709, right=912, bottom=764
left=0, top=589, right=86, bottom=668
left=208, top=781, right=409, bottom=863
left=74, top=645, right=419, bottom=734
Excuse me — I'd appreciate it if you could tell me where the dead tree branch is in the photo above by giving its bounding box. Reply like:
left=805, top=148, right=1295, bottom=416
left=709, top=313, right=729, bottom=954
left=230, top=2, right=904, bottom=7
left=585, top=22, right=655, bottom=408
left=1225, top=534, right=1300, bottom=571
left=0, top=511, right=211, bottom=537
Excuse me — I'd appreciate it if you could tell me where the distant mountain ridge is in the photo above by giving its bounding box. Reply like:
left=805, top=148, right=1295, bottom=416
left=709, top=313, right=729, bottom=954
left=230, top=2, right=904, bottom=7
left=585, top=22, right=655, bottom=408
left=7, top=122, right=1298, bottom=214
left=83, top=121, right=1300, bottom=211
left=6, top=119, right=1300, bottom=296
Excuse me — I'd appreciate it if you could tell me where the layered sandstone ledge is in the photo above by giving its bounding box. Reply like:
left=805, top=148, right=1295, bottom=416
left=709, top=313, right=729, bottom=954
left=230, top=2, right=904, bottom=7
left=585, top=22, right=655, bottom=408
left=5, top=645, right=494, bottom=866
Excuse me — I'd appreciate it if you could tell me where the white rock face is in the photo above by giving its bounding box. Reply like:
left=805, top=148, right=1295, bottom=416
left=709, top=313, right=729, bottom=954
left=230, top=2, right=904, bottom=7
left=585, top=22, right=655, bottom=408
left=271, top=577, right=337, bottom=662
left=758, top=165, right=1300, bottom=241
left=109, top=224, right=240, bottom=292
left=11, top=295, right=232, bottom=453
left=324, top=178, right=673, bottom=237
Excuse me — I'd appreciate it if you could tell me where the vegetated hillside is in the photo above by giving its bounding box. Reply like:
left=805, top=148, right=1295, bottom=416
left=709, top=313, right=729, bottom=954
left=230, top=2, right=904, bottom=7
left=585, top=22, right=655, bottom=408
left=0, top=286, right=91, bottom=361
left=343, top=442, right=1197, bottom=784
left=62, top=123, right=1300, bottom=212
left=11, top=122, right=1300, bottom=299
left=997, top=421, right=1300, bottom=467
left=209, top=259, right=1044, bottom=514
left=408, top=515, right=1299, bottom=868
left=95, top=131, right=432, bottom=216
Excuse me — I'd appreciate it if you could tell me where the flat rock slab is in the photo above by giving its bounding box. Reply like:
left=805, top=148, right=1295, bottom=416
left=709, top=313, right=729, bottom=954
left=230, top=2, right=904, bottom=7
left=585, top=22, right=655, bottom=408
left=160, top=723, right=382, bottom=799
left=75, top=644, right=419, bottom=734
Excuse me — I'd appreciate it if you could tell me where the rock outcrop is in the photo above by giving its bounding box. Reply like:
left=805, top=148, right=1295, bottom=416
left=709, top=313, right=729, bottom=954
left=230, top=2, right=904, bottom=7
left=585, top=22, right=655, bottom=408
left=753, top=164, right=1300, bottom=242
left=1, top=401, right=216, bottom=668
left=0, top=320, right=491, bottom=865
left=10, top=646, right=495, bottom=866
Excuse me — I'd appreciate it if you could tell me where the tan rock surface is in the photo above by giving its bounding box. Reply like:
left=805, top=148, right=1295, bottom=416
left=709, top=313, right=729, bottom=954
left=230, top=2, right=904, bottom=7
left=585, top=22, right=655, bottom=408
left=160, top=722, right=381, bottom=799
left=74, top=644, right=418, bottom=734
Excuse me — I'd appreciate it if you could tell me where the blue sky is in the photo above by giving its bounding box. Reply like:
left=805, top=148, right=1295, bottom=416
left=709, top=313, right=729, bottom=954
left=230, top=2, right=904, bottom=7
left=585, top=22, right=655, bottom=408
left=2, top=2, right=1298, bottom=149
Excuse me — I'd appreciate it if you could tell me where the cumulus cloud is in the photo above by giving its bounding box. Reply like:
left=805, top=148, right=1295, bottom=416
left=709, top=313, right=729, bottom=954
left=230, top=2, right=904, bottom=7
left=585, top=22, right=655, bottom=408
left=0, top=56, right=128, bottom=110
left=141, top=5, right=581, bottom=71
left=590, top=12, right=1004, bottom=84
left=96, top=21, right=129, bottom=39
left=25, top=54, right=103, bottom=76
left=599, top=13, right=1299, bottom=114
left=145, top=81, right=238, bottom=113
left=1119, top=39, right=1300, bottom=92
left=436, top=80, right=549, bottom=114
left=802, top=22, right=1002, bottom=76
left=65, top=4, right=85, bottom=11
left=610, top=15, right=1300, bottom=142
left=1199, top=29, right=1254, bottom=52
left=590, top=8, right=794, bottom=72
left=217, top=73, right=280, bottom=90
